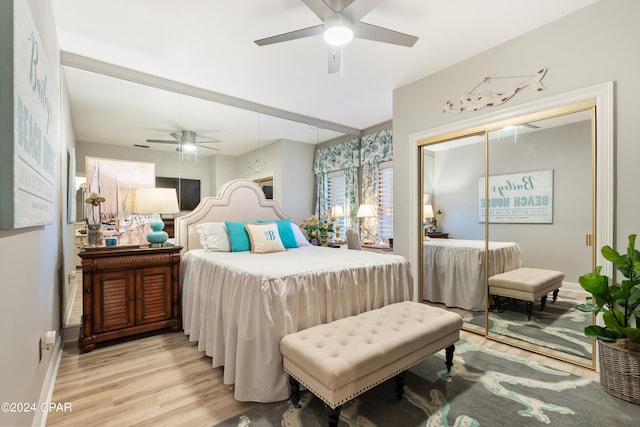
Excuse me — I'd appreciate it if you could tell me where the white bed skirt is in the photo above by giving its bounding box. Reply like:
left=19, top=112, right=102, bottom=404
left=181, top=246, right=413, bottom=402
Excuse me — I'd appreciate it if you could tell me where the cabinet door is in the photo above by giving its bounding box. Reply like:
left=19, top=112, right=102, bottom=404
left=136, top=266, right=172, bottom=324
left=93, top=270, right=136, bottom=333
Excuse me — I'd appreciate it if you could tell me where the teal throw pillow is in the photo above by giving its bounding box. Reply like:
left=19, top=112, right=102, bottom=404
left=225, top=221, right=250, bottom=252
left=256, top=218, right=298, bottom=249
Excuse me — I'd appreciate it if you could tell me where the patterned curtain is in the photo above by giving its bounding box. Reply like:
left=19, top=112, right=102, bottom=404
left=313, top=138, right=361, bottom=230
left=359, top=128, right=393, bottom=239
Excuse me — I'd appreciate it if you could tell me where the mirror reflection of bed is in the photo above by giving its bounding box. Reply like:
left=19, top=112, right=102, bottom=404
left=174, top=179, right=413, bottom=402
left=419, top=101, right=600, bottom=368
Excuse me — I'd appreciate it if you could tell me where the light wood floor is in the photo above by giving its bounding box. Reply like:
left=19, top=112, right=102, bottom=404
left=47, top=328, right=598, bottom=427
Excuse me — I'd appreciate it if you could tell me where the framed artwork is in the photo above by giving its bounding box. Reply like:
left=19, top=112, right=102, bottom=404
left=478, top=169, right=553, bottom=224
left=85, top=157, right=155, bottom=221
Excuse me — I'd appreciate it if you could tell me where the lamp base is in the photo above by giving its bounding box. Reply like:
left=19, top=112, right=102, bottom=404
left=147, top=214, right=169, bottom=245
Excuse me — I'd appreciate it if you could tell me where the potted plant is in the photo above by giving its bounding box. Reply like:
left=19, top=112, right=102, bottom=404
left=576, top=233, right=640, bottom=404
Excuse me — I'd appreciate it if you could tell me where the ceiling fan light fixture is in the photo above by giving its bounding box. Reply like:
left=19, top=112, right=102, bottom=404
left=323, top=16, right=353, bottom=46
left=181, top=142, right=196, bottom=152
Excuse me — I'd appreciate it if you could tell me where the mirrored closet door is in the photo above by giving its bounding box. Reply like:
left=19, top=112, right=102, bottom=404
left=417, top=90, right=613, bottom=369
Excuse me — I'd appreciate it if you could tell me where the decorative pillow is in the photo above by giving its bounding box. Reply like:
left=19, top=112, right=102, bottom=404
left=224, top=221, right=251, bottom=252
left=245, top=222, right=285, bottom=254
left=291, top=224, right=312, bottom=247
left=256, top=219, right=299, bottom=249
left=195, top=222, right=230, bottom=252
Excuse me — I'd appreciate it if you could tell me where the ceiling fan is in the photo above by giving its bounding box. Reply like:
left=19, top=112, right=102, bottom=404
left=254, top=0, right=418, bottom=73
left=146, top=130, right=220, bottom=152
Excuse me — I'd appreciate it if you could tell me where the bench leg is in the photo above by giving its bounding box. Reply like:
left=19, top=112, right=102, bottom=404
left=327, top=404, right=341, bottom=427
left=395, top=371, right=406, bottom=400
left=540, top=295, right=548, bottom=311
left=289, top=376, right=301, bottom=408
left=552, top=288, right=559, bottom=302
left=526, top=301, right=533, bottom=320
left=445, top=344, right=455, bottom=373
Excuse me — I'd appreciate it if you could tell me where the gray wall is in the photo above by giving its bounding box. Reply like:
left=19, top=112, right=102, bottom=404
left=393, top=0, right=640, bottom=291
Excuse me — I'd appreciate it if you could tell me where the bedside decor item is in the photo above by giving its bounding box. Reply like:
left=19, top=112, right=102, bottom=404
left=330, top=205, right=345, bottom=242
left=85, top=192, right=105, bottom=246
left=576, top=233, right=640, bottom=404
left=135, top=188, right=179, bottom=246
left=300, top=214, right=334, bottom=245
left=356, top=204, right=376, bottom=243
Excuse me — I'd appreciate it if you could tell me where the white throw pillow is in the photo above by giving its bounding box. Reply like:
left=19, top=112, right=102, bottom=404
left=196, top=222, right=231, bottom=252
left=245, top=222, right=285, bottom=254
left=291, top=224, right=312, bottom=247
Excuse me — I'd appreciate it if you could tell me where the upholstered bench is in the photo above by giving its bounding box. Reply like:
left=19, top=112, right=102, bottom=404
left=488, top=267, right=564, bottom=320
left=280, top=301, right=463, bottom=427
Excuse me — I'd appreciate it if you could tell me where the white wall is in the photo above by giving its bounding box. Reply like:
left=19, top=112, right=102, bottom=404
left=393, top=0, right=640, bottom=291
left=0, top=1, right=64, bottom=426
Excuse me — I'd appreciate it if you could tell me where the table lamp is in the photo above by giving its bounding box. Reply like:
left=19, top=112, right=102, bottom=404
left=330, top=205, right=345, bottom=242
left=356, top=204, right=376, bottom=243
left=135, top=188, right=179, bottom=246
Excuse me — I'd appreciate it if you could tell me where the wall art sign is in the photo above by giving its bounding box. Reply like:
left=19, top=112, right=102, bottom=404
left=1, top=0, right=59, bottom=228
left=478, top=169, right=553, bottom=224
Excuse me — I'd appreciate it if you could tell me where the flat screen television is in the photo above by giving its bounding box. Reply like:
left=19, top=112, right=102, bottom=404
left=156, top=177, right=201, bottom=211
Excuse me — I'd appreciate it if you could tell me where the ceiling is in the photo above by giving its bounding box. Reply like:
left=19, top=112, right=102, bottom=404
left=51, top=0, right=599, bottom=157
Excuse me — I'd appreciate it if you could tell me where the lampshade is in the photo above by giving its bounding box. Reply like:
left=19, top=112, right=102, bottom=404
left=423, top=204, right=434, bottom=218
left=135, top=188, right=179, bottom=214
left=135, top=188, right=179, bottom=246
left=356, top=204, right=376, bottom=218
left=323, top=16, right=354, bottom=46
left=331, top=205, right=345, bottom=218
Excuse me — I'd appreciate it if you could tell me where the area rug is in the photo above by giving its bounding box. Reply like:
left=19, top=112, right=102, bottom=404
left=213, top=340, right=640, bottom=426
left=468, top=294, right=593, bottom=360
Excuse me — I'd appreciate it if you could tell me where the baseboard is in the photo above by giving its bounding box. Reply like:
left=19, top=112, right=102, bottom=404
left=62, top=323, right=80, bottom=344
left=32, top=337, right=63, bottom=427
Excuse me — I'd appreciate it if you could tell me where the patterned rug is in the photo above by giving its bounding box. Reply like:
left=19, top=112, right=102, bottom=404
left=468, top=294, right=593, bottom=361
left=213, top=340, right=640, bottom=426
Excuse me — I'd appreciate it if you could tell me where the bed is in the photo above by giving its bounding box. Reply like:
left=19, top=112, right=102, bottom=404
left=422, top=239, right=522, bottom=311
left=175, top=179, right=413, bottom=402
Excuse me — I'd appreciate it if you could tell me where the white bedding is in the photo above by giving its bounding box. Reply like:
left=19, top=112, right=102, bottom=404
left=181, top=245, right=413, bottom=402
left=422, top=239, right=522, bottom=311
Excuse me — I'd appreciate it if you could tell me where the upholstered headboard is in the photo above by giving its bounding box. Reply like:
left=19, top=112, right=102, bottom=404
left=174, top=179, right=292, bottom=252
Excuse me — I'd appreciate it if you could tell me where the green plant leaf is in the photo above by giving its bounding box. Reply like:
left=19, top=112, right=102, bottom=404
left=578, top=267, right=608, bottom=296
left=603, top=309, right=627, bottom=332
left=584, top=325, right=618, bottom=342
left=620, top=327, right=640, bottom=344
left=575, top=303, right=596, bottom=313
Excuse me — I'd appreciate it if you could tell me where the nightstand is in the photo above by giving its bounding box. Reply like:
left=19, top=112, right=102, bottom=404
left=78, top=245, right=182, bottom=352
left=427, top=232, right=449, bottom=239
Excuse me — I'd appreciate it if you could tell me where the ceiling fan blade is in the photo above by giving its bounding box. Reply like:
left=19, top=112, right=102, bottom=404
left=328, top=47, right=342, bottom=74
left=254, top=25, right=323, bottom=46
left=169, top=132, right=182, bottom=140
left=146, top=139, right=178, bottom=144
left=198, top=145, right=221, bottom=151
left=301, top=0, right=340, bottom=21
left=196, top=139, right=222, bottom=143
left=340, top=0, right=384, bottom=21
left=353, top=21, right=418, bottom=47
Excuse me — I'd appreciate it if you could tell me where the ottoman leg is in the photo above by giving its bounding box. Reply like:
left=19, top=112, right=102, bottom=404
left=289, top=376, right=301, bottom=408
left=540, top=295, right=548, bottom=311
left=552, top=288, right=559, bottom=302
left=327, top=405, right=341, bottom=427
left=445, top=344, right=455, bottom=372
left=395, top=371, right=406, bottom=400
left=526, top=301, right=533, bottom=320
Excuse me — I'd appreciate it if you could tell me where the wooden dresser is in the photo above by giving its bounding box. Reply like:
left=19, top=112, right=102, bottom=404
left=78, top=245, right=182, bottom=352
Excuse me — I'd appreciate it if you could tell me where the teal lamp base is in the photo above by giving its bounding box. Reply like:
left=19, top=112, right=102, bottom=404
left=147, top=214, right=168, bottom=246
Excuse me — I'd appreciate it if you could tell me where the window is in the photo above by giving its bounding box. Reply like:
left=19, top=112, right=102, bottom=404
left=327, top=171, right=346, bottom=231
left=376, top=162, right=393, bottom=239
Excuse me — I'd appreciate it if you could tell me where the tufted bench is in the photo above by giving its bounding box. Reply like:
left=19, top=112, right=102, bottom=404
left=488, top=267, right=564, bottom=320
left=280, top=301, right=463, bottom=427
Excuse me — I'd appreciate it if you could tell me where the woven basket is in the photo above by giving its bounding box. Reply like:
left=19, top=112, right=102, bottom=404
left=598, top=340, right=640, bottom=405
